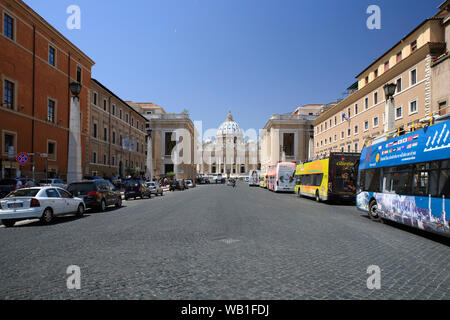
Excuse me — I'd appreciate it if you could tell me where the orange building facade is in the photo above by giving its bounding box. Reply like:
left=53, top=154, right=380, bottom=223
left=0, top=0, right=94, bottom=180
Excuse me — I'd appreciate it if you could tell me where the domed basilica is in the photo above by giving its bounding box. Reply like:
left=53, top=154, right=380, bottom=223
left=197, top=111, right=260, bottom=178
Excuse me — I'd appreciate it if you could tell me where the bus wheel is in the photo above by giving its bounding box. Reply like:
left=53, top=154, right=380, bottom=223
left=315, top=191, right=320, bottom=202
left=369, top=200, right=381, bottom=221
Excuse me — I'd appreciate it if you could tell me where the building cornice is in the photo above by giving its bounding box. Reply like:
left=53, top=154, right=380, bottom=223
left=355, top=18, right=442, bottom=79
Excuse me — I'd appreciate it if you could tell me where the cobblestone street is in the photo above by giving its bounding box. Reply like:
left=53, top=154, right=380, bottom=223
left=0, top=184, right=449, bottom=300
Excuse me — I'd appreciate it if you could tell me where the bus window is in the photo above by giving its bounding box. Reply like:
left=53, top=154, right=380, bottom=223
left=359, top=168, right=381, bottom=192
left=429, top=169, right=439, bottom=196
left=439, top=168, right=450, bottom=197
left=383, top=165, right=413, bottom=195
left=313, top=174, right=324, bottom=186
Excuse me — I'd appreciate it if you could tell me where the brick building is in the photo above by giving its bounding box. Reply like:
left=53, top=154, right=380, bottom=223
left=0, top=0, right=94, bottom=180
left=88, top=80, right=147, bottom=178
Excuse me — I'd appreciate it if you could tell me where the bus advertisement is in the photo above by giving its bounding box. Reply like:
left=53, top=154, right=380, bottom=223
left=295, top=153, right=359, bottom=202
left=249, top=170, right=261, bottom=186
left=267, top=162, right=296, bottom=192
left=357, top=119, right=450, bottom=236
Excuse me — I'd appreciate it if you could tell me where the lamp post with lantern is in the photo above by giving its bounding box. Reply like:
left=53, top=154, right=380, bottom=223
left=383, top=82, right=397, bottom=135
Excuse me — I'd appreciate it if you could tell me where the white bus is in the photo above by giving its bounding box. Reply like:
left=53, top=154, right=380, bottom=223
left=249, top=170, right=260, bottom=186
left=268, top=162, right=296, bottom=192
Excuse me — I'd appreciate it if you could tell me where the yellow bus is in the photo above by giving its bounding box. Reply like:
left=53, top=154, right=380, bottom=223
left=259, top=174, right=267, bottom=188
left=295, top=153, right=359, bottom=202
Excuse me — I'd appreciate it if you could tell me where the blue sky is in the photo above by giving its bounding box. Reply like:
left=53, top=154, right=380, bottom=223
left=24, top=0, right=442, bottom=132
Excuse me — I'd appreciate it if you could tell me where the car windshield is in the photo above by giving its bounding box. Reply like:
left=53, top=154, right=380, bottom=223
left=7, top=189, right=40, bottom=198
left=67, top=183, right=96, bottom=195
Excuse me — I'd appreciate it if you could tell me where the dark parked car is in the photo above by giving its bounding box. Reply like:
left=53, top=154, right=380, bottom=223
left=0, top=179, right=22, bottom=198
left=123, top=180, right=152, bottom=200
left=67, top=180, right=122, bottom=211
left=169, top=180, right=186, bottom=191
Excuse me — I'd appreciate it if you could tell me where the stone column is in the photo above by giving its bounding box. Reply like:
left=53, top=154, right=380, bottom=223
left=67, top=96, right=82, bottom=184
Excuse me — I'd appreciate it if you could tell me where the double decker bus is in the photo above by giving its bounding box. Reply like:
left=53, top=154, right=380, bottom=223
left=357, top=119, right=450, bottom=236
left=267, top=162, right=296, bottom=192
left=294, top=153, right=360, bottom=202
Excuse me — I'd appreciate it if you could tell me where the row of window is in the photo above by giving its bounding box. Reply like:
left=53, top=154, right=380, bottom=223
left=364, top=40, right=418, bottom=86
left=358, top=160, right=450, bottom=198
left=92, top=123, right=145, bottom=153
left=2, top=130, right=57, bottom=160
left=295, top=173, right=324, bottom=187
left=91, top=152, right=143, bottom=169
left=3, top=13, right=83, bottom=82
left=316, top=100, right=420, bottom=151
left=92, top=92, right=144, bottom=131
left=317, top=69, right=418, bottom=136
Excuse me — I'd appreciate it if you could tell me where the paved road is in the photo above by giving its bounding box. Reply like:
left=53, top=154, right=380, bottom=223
left=0, top=184, right=449, bottom=300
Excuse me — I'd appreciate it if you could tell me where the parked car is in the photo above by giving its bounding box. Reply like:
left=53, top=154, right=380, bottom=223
left=0, top=187, right=86, bottom=227
left=67, top=180, right=122, bottom=211
left=169, top=180, right=186, bottom=191
left=146, top=181, right=164, bottom=196
left=18, top=178, right=37, bottom=188
left=0, top=179, right=23, bottom=198
left=39, top=179, right=67, bottom=189
left=123, top=180, right=152, bottom=200
left=113, top=181, right=126, bottom=200
left=186, top=180, right=195, bottom=188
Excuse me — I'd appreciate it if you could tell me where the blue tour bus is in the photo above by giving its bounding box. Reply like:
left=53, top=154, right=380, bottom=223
left=356, top=119, right=450, bottom=237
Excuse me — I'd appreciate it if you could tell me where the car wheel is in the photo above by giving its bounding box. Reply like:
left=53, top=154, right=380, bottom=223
left=369, top=200, right=381, bottom=221
left=2, top=220, right=16, bottom=228
left=76, top=204, right=85, bottom=217
left=100, top=199, right=107, bottom=212
left=115, top=198, right=122, bottom=208
left=40, top=208, right=54, bottom=224
left=315, top=191, right=321, bottom=203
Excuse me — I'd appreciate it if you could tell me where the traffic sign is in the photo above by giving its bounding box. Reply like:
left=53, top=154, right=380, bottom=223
left=16, top=152, right=30, bottom=166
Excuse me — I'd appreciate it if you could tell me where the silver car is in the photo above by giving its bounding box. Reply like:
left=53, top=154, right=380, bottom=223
left=39, top=179, right=67, bottom=189
left=146, top=182, right=164, bottom=196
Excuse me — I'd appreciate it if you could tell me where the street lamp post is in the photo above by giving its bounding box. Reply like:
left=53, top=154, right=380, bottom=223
left=67, top=82, right=83, bottom=184
left=383, top=83, right=397, bottom=135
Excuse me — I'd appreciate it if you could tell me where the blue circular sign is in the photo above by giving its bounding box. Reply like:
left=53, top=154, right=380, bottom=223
left=16, top=152, right=30, bottom=166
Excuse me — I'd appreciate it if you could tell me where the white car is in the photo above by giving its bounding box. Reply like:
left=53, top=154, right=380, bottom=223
left=185, top=180, right=195, bottom=188
left=0, top=187, right=86, bottom=228
left=39, top=179, right=67, bottom=189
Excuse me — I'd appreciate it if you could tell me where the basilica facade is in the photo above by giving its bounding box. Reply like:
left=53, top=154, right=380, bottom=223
left=197, top=112, right=260, bottom=178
